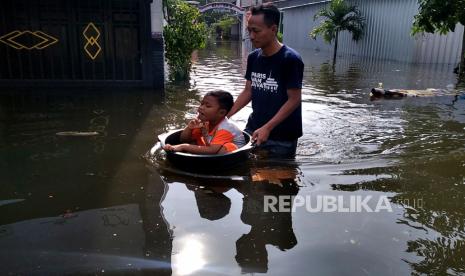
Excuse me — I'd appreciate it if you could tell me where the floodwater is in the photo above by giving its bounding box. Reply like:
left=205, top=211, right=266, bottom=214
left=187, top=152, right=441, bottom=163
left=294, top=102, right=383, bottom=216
left=1, top=40, right=465, bottom=275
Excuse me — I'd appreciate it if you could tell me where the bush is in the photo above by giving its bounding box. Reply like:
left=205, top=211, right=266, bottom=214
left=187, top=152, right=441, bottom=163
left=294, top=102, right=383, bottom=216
left=163, top=0, right=207, bottom=81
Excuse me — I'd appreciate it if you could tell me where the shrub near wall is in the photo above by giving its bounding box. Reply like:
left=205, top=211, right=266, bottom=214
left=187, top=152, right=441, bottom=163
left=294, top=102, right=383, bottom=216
left=163, top=0, right=207, bottom=81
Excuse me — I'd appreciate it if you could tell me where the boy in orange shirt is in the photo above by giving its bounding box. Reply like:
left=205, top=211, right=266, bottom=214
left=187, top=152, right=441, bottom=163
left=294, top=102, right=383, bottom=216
left=163, top=90, right=245, bottom=154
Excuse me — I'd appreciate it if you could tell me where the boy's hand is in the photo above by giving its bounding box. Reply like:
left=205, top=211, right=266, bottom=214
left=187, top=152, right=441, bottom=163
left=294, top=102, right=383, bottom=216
left=163, top=144, right=187, bottom=152
left=187, top=118, right=204, bottom=129
left=163, top=144, right=175, bottom=151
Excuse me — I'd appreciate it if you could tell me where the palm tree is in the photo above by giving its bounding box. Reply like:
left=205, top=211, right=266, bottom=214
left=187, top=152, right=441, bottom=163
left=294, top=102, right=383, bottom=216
left=310, top=0, right=365, bottom=65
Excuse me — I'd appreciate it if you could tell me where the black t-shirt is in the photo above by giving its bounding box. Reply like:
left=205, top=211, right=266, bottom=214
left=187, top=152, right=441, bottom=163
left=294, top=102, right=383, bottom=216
left=245, top=45, right=304, bottom=141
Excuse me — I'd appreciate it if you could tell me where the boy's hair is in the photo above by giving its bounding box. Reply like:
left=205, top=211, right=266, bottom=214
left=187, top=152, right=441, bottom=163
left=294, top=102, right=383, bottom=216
left=205, top=90, right=234, bottom=113
left=250, top=4, right=280, bottom=27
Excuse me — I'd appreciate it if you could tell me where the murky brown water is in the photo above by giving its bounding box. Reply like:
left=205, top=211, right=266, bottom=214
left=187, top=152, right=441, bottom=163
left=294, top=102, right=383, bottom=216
left=1, top=40, right=465, bottom=275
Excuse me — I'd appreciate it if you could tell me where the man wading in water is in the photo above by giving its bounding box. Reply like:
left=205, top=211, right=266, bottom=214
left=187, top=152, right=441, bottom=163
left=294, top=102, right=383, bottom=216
left=227, top=3, right=304, bottom=157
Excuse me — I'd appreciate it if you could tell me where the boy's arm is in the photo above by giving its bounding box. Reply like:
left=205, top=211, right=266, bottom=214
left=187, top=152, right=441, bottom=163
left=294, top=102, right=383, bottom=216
left=227, top=80, right=252, bottom=118
left=167, top=128, right=233, bottom=154
left=179, top=125, right=193, bottom=143
left=167, top=143, right=227, bottom=154
left=180, top=118, right=203, bottom=142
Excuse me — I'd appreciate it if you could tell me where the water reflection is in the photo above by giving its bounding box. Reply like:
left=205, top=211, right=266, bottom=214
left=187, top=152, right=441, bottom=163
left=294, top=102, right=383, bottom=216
left=235, top=165, right=299, bottom=273
left=0, top=89, right=184, bottom=274
left=307, top=62, right=363, bottom=94
left=0, top=170, right=173, bottom=274
left=160, top=160, right=302, bottom=275
left=330, top=101, right=465, bottom=274
left=192, top=186, right=232, bottom=221
left=142, top=170, right=173, bottom=275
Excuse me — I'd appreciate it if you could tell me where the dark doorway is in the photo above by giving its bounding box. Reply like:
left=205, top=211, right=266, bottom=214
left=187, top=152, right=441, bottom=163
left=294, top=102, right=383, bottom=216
left=0, top=0, right=160, bottom=88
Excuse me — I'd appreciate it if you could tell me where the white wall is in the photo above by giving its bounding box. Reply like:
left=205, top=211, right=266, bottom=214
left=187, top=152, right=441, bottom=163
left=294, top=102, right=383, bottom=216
left=150, top=0, right=164, bottom=35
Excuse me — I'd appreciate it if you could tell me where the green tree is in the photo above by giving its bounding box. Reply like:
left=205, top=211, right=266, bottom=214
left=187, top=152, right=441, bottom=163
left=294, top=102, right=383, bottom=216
left=412, top=0, right=465, bottom=81
left=203, top=10, right=226, bottom=26
left=211, top=15, right=239, bottom=40
left=310, top=0, right=364, bottom=65
left=277, top=31, right=283, bottom=43
left=163, top=0, right=207, bottom=81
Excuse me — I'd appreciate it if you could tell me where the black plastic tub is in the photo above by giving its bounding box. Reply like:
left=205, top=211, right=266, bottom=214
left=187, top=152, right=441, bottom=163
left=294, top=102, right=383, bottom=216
left=158, top=129, right=254, bottom=172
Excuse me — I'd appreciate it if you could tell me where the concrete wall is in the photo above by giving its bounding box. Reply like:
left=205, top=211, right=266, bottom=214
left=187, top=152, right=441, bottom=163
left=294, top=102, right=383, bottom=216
left=281, top=0, right=464, bottom=64
left=151, top=0, right=164, bottom=34
left=151, top=0, right=165, bottom=87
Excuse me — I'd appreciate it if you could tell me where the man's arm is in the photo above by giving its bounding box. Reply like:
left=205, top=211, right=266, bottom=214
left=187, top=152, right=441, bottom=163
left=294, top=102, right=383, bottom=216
left=252, top=88, right=302, bottom=145
left=227, top=80, right=252, bottom=118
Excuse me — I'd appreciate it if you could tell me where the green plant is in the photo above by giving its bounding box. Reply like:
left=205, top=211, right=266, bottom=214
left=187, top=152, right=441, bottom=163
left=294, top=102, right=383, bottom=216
left=310, top=0, right=364, bottom=65
left=211, top=15, right=239, bottom=40
left=412, top=0, right=465, bottom=80
left=277, top=31, right=283, bottom=43
left=163, top=0, right=207, bottom=81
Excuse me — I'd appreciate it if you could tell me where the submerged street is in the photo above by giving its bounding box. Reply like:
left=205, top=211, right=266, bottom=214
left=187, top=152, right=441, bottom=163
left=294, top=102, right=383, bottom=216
left=1, top=41, right=465, bottom=275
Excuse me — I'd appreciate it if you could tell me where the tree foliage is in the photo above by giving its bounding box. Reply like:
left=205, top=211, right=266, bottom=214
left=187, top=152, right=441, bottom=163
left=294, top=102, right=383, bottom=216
left=163, top=0, right=207, bottom=81
left=310, top=0, right=364, bottom=64
left=412, top=0, right=465, bottom=80
left=412, top=0, right=465, bottom=34
left=203, top=10, right=233, bottom=26
left=211, top=15, right=238, bottom=39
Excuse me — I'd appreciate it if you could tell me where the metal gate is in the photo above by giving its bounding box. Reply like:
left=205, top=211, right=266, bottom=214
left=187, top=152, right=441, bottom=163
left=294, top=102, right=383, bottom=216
left=0, top=0, right=156, bottom=87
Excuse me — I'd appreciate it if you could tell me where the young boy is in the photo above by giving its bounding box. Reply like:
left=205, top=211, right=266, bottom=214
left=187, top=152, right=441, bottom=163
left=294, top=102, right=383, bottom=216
left=163, top=90, right=245, bottom=154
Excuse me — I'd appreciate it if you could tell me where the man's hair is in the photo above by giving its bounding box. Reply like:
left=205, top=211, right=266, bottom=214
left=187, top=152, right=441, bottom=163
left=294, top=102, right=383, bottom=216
left=250, top=3, right=280, bottom=27
left=205, top=90, right=234, bottom=113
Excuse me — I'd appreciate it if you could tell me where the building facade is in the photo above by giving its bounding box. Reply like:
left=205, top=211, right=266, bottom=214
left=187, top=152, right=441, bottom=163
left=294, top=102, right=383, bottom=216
left=279, top=0, right=463, bottom=65
left=0, top=0, right=164, bottom=89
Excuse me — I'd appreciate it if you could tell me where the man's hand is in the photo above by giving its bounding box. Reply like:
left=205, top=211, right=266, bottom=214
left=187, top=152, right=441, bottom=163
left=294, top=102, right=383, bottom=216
left=252, top=126, right=271, bottom=145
